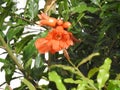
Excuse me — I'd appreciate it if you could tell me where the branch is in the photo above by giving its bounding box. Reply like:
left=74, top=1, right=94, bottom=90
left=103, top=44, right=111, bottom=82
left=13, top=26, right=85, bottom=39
left=0, top=35, right=39, bottom=88
left=14, top=15, right=34, bottom=23
left=0, top=35, right=24, bottom=72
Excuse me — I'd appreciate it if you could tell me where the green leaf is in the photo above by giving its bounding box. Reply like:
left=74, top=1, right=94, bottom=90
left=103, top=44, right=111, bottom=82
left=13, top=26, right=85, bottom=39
left=49, top=71, right=66, bottom=90
left=2, top=55, right=15, bottom=84
left=64, top=78, right=81, bottom=84
left=91, top=0, right=101, bottom=7
left=0, top=58, right=9, bottom=64
left=27, top=0, right=39, bottom=20
left=24, top=58, right=32, bottom=70
left=34, top=54, right=44, bottom=68
left=77, top=53, right=100, bottom=67
left=58, top=1, right=64, bottom=15
left=0, top=1, right=14, bottom=27
left=5, top=67, right=14, bottom=82
left=0, top=0, right=4, bottom=4
left=88, top=67, right=99, bottom=78
left=87, top=7, right=99, bottom=13
left=63, top=0, right=69, bottom=21
left=115, top=74, right=120, bottom=80
left=6, top=26, right=24, bottom=42
left=31, top=66, right=46, bottom=81
left=70, top=0, right=78, bottom=7
left=40, top=30, right=49, bottom=38
left=70, top=2, right=87, bottom=13
left=23, top=39, right=36, bottom=62
left=63, top=0, right=69, bottom=10
left=97, top=58, right=112, bottom=89
left=98, top=23, right=112, bottom=42
left=58, top=0, right=69, bottom=21
left=4, top=64, right=15, bottom=84
left=50, top=65, right=75, bottom=74
left=77, top=83, right=86, bottom=90
left=107, top=80, right=120, bottom=90
left=30, top=55, right=45, bottom=81
left=15, top=35, right=34, bottom=53
left=22, top=78, right=36, bottom=90
left=50, top=64, right=85, bottom=77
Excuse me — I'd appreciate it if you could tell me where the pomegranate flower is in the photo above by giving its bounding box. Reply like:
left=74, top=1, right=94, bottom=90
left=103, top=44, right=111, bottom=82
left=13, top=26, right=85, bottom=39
left=35, top=26, right=74, bottom=54
left=35, top=12, right=79, bottom=54
left=37, top=13, right=57, bottom=27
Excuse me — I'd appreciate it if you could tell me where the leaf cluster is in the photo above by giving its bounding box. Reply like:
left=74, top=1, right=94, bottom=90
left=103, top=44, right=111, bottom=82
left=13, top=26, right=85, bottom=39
left=0, top=0, right=120, bottom=90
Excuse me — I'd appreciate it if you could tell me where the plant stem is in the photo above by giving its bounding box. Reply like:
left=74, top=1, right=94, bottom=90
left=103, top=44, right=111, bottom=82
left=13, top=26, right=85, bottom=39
left=0, top=35, right=24, bottom=72
left=14, top=14, right=33, bottom=23
left=68, top=59, right=98, bottom=90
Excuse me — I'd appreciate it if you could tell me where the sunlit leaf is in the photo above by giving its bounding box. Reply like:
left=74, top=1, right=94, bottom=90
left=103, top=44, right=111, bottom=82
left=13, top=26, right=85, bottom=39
left=22, top=78, right=36, bottom=90
left=77, top=83, right=86, bottom=90
left=97, top=58, right=112, bottom=89
left=88, top=67, right=99, bottom=78
left=64, top=78, right=81, bottom=84
left=50, top=64, right=84, bottom=78
left=49, top=71, right=66, bottom=90
left=50, top=65, right=75, bottom=74
left=115, top=74, right=120, bottom=80
left=107, top=80, right=120, bottom=90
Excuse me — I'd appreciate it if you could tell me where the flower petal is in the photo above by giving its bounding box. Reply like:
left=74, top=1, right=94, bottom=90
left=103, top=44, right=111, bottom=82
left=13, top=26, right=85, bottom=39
left=35, top=38, right=50, bottom=54
left=51, top=40, right=61, bottom=52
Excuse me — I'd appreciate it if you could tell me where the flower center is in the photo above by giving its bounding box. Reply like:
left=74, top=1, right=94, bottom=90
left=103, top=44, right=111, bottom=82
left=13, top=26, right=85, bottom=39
left=55, top=34, right=62, bottom=40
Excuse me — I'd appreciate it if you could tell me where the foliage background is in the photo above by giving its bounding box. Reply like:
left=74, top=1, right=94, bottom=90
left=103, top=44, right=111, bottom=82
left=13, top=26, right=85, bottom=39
left=0, top=0, right=120, bottom=90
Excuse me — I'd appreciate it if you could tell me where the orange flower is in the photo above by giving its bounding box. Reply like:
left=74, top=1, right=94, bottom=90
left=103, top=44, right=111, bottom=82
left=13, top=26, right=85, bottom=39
left=35, top=38, right=51, bottom=54
left=37, top=13, right=57, bottom=27
left=35, top=26, right=74, bottom=54
left=36, top=13, right=72, bottom=29
left=63, top=21, right=71, bottom=29
left=35, top=12, right=80, bottom=54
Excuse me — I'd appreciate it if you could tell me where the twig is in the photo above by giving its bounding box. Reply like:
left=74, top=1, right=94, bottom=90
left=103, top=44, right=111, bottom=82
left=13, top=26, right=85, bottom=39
left=14, top=15, right=34, bottom=23
left=64, top=51, right=98, bottom=90
left=0, top=35, right=24, bottom=72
